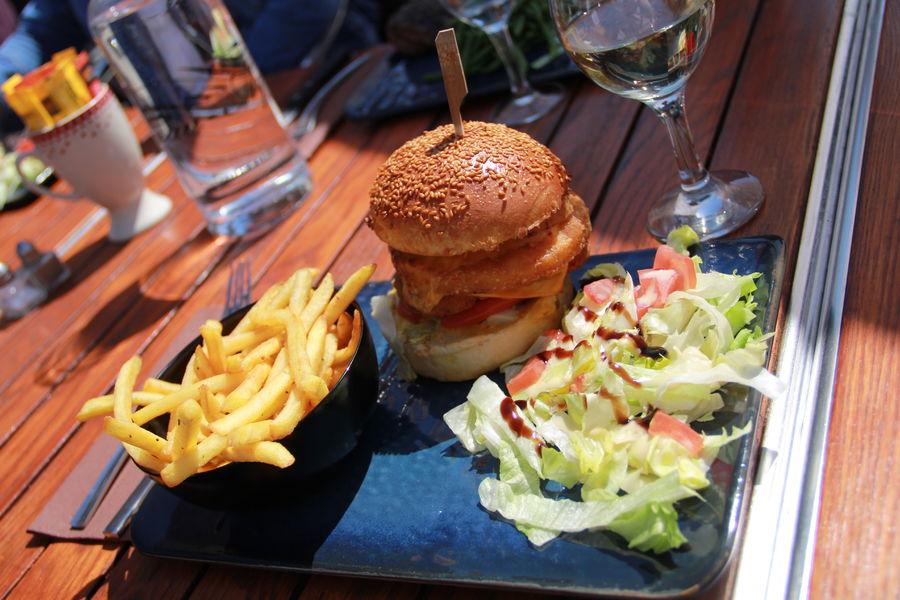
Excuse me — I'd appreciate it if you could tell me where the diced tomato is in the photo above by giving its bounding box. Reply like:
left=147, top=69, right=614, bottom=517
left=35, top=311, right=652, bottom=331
left=638, top=268, right=679, bottom=299
left=653, top=245, right=697, bottom=290
left=569, top=373, right=587, bottom=393
left=440, top=297, right=519, bottom=329
left=633, top=281, right=659, bottom=320
left=507, top=356, right=546, bottom=396
left=648, top=410, right=703, bottom=457
left=396, top=299, right=423, bottom=323
left=543, top=329, right=568, bottom=342
left=583, top=278, right=617, bottom=306
left=635, top=268, right=680, bottom=318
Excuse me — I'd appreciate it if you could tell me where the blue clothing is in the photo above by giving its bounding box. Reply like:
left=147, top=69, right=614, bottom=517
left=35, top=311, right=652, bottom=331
left=0, top=0, right=381, bottom=133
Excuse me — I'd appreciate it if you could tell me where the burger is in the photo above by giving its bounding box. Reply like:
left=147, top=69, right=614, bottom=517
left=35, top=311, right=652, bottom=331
left=367, top=121, right=591, bottom=381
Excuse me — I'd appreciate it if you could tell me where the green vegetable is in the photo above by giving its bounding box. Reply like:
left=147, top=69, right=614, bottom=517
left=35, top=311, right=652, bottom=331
left=665, top=226, right=701, bottom=255
left=444, top=258, right=785, bottom=553
left=0, top=149, right=47, bottom=211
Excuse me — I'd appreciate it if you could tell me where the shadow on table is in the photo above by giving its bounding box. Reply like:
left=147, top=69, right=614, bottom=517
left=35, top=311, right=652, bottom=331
left=27, top=231, right=225, bottom=387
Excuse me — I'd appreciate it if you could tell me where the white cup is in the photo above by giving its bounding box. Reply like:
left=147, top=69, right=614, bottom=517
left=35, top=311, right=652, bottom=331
left=15, top=82, right=172, bottom=242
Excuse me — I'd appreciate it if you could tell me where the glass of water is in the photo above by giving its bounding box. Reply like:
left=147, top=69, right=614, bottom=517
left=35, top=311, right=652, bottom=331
left=88, top=0, right=312, bottom=238
left=549, top=0, right=764, bottom=240
left=439, top=0, right=563, bottom=126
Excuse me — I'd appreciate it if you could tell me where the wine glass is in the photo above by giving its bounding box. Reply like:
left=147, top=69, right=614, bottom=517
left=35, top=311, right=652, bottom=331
left=439, top=0, right=563, bottom=126
left=549, top=0, right=764, bottom=240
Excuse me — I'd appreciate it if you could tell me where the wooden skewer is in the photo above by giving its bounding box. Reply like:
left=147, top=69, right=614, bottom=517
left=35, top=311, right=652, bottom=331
left=435, top=28, right=468, bottom=137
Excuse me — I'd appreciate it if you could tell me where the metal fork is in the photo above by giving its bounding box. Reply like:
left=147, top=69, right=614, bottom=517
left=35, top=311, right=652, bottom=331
left=100, top=261, right=254, bottom=537
left=224, top=259, right=252, bottom=316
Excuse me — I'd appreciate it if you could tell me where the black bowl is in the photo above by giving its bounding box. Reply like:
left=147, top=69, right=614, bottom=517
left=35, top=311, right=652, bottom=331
left=139, top=300, right=379, bottom=508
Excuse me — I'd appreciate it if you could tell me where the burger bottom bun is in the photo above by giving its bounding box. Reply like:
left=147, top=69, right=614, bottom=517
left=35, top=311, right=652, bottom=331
left=395, top=284, right=574, bottom=382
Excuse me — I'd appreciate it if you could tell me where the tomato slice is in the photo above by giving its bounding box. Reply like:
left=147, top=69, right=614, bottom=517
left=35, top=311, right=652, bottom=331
left=583, top=278, right=617, bottom=306
left=507, top=355, right=547, bottom=396
left=440, top=297, right=519, bottom=329
left=653, top=245, right=697, bottom=290
left=396, top=298, right=423, bottom=323
left=648, top=410, right=703, bottom=456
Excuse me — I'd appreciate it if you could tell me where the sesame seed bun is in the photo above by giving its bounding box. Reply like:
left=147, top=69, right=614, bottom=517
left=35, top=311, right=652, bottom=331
left=367, top=121, right=570, bottom=257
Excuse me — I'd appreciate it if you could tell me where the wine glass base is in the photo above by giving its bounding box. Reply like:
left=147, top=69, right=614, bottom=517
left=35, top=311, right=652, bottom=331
left=647, top=170, right=764, bottom=242
left=491, top=85, right=564, bottom=126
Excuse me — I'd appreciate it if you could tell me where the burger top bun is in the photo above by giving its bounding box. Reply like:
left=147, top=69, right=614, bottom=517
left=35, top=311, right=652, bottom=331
left=367, top=121, right=570, bottom=257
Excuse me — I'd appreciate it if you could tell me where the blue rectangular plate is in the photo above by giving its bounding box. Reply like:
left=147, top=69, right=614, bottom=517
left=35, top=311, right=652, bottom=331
left=131, top=236, right=784, bottom=598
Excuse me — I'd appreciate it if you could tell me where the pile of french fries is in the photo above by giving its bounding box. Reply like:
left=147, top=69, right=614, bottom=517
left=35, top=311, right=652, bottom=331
left=77, top=264, right=375, bottom=487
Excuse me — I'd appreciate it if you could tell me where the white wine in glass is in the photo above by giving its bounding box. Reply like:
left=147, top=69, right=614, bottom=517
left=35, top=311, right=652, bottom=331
left=439, top=0, right=563, bottom=125
left=551, top=0, right=764, bottom=240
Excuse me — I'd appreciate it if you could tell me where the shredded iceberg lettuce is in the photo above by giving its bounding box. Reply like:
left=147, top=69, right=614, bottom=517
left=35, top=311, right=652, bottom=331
left=443, top=248, right=786, bottom=553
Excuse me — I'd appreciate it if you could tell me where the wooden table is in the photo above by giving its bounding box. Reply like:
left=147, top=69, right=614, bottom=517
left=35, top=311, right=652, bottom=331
left=0, top=0, right=895, bottom=598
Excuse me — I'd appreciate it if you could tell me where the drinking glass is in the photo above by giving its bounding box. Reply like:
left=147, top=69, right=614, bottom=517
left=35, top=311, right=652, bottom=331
left=549, top=0, right=764, bottom=240
left=439, top=0, right=563, bottom=125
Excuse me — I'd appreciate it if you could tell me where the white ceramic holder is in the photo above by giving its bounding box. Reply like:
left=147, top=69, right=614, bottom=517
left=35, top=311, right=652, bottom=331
left=15, top=82, right=171, bottom=242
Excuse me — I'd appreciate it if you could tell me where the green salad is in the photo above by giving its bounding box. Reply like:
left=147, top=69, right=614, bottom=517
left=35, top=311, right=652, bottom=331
left=443, top=230, right=785, bottom=553
left=0, top=148, right=47, bottom=210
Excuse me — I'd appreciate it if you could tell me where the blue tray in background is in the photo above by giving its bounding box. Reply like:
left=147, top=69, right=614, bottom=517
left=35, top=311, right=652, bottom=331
left=344, top=50, right=581, bottom=121
left=132, top=236, right=784, bottom=598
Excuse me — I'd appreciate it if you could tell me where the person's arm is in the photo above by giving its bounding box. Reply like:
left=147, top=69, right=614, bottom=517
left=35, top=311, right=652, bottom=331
left=0, top=0, right=91, bottom=83
left=0, top=0, right=92, bottom=134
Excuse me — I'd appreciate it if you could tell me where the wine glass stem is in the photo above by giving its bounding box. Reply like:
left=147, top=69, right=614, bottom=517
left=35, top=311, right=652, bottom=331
left=650, top=90, right=709, bottom=190
left=485, top=25, right=532, bottom=99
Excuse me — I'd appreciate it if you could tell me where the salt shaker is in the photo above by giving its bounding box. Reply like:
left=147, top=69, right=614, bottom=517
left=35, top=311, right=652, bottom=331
left=0, top=260, right=46, bottom=320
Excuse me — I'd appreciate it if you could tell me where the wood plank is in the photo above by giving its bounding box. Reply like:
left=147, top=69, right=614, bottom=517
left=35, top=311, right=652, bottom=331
left=92, top=547, right=200, bottom=599
left=188, top=565, right=300, bottom=599
left=810, top=1, right=900, bottom=597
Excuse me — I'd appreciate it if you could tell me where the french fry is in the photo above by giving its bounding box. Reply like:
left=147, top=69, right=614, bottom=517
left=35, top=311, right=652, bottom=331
left=161, top=434, right=228, bottom=487
left=199, top=385, right=225, bottom=422
left=142, top=378, right=181, bottom=395
left=84, top=264, right=372, bottom=488
left=113, top=356, right=142, bottom=422
left=191, top=346, right=214, bottom=381
left=284, top=316, right=311, bottom=384
left=222, top=363, right=270, bottom=412
left=209, top=371, right=292, bottom=435
left=181, top=352, right=199, bottom=385
left=239, top=335, right=282, bottom=371
left=200, top=320, right=226, bottom=373
left=320, top=331, right=338, bottom=379
left=124, top=445, right=168, bottom=473
left=300, top=273, right=333, bottom=331
left=269, top=388, right=306, bottom=440
left=270, top=373, right=327, bottom=439
left=223, top=441, right=294, bottom=468
left=170, top=399, right=202, bottom=461
left=305, top=373, right=331, bottom=411
left=231, top=284, right=279, bottom=335
left=131, top=373, right=242, bottom=425
left=324, top=264, right=375, bottom=326
left=76, top=391, right=163, bottom=421
left=306, top=315, right=327, bottom=375
left=333, top=309, right=362, bottom=364
left=227, top=420, right=273, bottom=446
left=288, top=268, right=316, bottom=316
left=335, top=312, right=352, bottom=347
left=222, top=325, right=280, bottom=355
left=103, top=417, right=168, bottom=460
